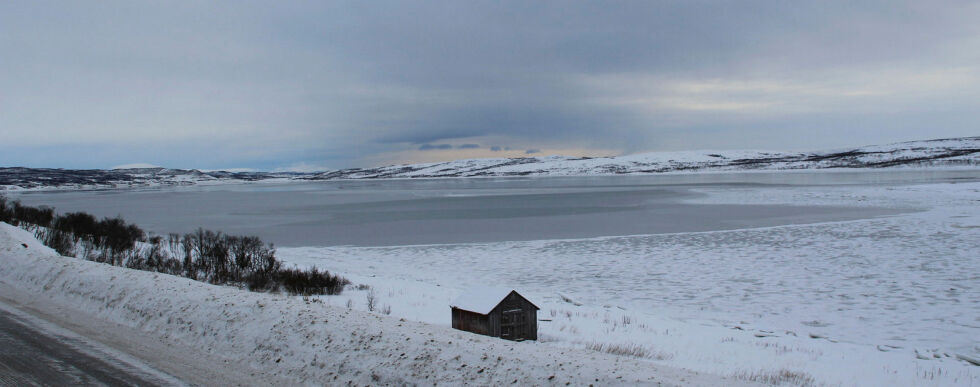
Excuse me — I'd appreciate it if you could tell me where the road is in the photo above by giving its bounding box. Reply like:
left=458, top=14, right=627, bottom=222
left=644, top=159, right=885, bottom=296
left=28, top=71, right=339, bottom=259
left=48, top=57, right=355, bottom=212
left=0, top=305, right=183, bottom=386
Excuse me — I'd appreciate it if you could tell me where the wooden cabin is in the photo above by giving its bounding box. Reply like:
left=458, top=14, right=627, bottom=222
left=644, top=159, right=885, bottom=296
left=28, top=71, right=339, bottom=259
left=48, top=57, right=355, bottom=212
left=450, top=288, right=539, bottom=341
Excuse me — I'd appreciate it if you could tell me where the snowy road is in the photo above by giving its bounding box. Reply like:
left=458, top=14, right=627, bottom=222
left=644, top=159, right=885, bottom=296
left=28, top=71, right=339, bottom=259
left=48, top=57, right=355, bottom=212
left=0, top=301, right=182, bottom=387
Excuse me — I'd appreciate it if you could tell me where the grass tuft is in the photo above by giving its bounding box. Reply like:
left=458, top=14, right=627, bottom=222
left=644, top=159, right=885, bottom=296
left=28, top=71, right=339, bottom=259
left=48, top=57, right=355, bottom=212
left=732, top=369, right=816, bottom=386
left=583, top=341, right=674, bottom=360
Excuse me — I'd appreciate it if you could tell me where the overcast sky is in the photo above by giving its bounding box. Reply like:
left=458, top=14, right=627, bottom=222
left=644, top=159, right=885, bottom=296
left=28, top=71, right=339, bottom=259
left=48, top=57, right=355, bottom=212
left=2, top=1, right=978, bottom=170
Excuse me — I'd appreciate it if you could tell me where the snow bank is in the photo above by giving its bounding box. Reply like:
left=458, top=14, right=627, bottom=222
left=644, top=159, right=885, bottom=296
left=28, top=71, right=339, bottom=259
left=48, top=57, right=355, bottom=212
left=0, top=223, right=753, bottom=386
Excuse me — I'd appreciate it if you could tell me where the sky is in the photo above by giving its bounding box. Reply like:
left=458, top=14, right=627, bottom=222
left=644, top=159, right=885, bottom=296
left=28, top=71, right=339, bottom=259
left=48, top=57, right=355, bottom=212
left=2, top=1, right=978, bottom=171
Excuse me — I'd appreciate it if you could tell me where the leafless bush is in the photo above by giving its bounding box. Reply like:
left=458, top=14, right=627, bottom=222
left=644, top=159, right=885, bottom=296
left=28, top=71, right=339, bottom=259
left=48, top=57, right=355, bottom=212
left=366, top=289, right=376, bottom=311
left=277, top=266, right=349, bottom=296
left=0, top=195, right=10, bottom=224
left=7, top=202, right=348, bottom=297
left=35, top=228, right=74, bottom=257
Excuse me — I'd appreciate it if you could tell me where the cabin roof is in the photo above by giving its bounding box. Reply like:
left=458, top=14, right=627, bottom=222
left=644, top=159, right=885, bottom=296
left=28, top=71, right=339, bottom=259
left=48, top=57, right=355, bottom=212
left=450, top=287, right=539, bottom=315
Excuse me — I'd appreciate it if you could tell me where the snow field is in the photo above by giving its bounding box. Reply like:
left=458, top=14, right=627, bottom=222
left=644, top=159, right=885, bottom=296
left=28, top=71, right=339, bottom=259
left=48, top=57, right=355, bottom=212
left=278, top=181, right=980, bottom=386
left=0, top=223, right=755, bottom=386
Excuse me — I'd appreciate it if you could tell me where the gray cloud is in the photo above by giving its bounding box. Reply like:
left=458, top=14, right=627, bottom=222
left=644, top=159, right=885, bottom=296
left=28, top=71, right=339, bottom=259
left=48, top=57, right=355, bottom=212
left=2, top=1, right=978, bottom=169
left=525, top=149, right=541, bottom=155
left=490, top=146, right=502, bottom=152
left=457, top=144, right=480, bottom=149
left=418, top=144, right=453, bottom=151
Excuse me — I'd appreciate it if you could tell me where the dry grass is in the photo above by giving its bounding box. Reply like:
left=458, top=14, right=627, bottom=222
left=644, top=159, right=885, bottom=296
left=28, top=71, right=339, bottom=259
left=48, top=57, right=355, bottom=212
left=732, top=369, right=816, bottom=386
left=583, top=341, right=674, bottom=361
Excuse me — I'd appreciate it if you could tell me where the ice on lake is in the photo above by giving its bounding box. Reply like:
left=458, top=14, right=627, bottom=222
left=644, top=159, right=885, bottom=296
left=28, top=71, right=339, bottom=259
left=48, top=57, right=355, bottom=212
left=13, top=170, right=963, bottom=247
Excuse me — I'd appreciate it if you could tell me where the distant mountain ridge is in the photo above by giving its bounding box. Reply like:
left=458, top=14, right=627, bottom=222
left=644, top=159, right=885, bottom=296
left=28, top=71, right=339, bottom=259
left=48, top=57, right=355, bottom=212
left=0, top=167, right=303, bottom=191
left=3, top=136, right=978, bottom=191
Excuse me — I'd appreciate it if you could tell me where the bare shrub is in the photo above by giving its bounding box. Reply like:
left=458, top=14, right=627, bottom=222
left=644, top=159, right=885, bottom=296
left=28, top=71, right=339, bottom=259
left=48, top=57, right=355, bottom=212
left=0, top=195, right=10, bottom=224
left=7, top=201, right=349, bottom=297
left=36, top=228, right=74, bottom=257
left=181, top=234, right=196, bottom=280
left=278, top=266, right=349, bottom=296
left=366, top=289, right=376, bottom=312
left=12, top=201, right=54, bottom=227
left=53, top=212, right=97, bottom=240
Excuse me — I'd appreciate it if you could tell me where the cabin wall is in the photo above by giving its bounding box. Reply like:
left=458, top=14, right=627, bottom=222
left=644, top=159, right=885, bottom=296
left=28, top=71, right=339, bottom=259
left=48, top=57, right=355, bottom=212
left=488, top=310, right=499, bottom=337
left=452, top=308, right=489, bottom=335
left=493, top=292, right=538, bottom=341
left=527, top=308, right=537, bottom=340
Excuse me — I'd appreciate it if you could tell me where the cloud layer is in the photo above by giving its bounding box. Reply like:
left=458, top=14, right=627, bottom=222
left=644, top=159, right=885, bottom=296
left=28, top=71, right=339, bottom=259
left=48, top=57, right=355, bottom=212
left=2, top=1, right=978, bottom=169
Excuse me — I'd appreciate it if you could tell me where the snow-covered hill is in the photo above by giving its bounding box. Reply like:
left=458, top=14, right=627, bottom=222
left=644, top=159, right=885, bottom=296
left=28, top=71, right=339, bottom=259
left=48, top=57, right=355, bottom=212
left=0, top=167, right=301, bottom=191
left=0, top=223, right=755, bottom=386
left=313, top=136, right=979, bottom=179
left=2, top=136, right=977, bottom=190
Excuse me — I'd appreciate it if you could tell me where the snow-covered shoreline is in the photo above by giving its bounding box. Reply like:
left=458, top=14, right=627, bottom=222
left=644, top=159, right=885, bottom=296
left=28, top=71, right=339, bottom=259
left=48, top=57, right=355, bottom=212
left=0, top=222, right=758, bottom=386
left=276, top=180, right=980, bottom=386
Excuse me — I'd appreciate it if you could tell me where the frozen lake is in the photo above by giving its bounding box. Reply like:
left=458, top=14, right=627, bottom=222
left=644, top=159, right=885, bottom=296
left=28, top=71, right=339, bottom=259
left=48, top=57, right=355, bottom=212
left=12, top=170, right=975, bottom=247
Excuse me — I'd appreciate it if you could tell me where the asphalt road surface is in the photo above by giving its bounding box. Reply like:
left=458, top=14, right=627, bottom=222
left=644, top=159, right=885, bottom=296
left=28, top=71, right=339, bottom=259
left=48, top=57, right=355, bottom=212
left=0, top=307, right=181, bottom=386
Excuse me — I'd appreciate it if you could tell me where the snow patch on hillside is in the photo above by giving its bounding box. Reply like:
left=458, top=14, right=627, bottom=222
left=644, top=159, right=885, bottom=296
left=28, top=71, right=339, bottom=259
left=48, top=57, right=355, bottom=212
left=111, top=163, right=162, bottom=170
